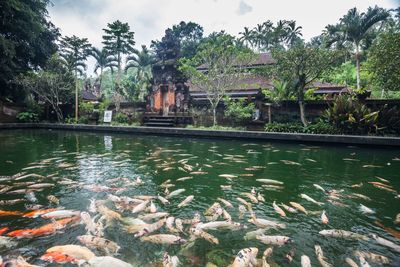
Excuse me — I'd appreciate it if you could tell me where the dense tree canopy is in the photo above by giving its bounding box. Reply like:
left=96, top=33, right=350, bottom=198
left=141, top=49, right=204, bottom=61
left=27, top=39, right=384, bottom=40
left=368, top=32, right=400, bottom=93
left=322, top=6, right=390, bottom=89
left=0, top=0, right=59, bottom=102
left=180, top=34, right=254, bottom=126
left=268, top=43, right=341, bottom=126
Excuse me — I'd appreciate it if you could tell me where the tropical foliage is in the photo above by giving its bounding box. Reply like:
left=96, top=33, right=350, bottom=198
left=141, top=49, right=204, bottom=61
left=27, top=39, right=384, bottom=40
left=0, top=0, right=59, bottom=102
left=322, top=6, right=390, bottom=90
left=179, top=34, right=255, bottom=126
left=239, top=20, right=303, bottom=51
left=367, top=32, right=400, bottom=94
left=223, top=97, right=255, bottom=125
left=266, top=43, right=341, bottom=126
left=90, top=47, right=117, bottom=93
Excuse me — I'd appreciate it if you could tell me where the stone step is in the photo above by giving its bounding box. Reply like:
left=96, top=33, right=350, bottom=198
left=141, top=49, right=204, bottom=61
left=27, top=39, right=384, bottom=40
left=144, top=122, right=175, bottom=127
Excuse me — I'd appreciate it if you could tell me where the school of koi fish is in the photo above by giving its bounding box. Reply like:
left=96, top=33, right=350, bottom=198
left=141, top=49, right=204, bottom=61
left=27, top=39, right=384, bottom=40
left=0, top=131, right=399, bottom=267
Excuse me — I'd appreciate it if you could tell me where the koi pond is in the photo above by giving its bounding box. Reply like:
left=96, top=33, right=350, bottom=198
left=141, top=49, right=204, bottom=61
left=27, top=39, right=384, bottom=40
left=0, top=129, right=399, bottom=267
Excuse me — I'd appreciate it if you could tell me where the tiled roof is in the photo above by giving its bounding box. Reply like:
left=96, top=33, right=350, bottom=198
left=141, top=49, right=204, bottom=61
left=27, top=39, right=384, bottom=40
left=81, top=90, right=99, bottom=101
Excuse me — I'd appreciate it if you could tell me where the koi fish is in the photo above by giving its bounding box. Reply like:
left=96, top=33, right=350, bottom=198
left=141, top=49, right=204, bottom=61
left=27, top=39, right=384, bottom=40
left=0, top=210, right=22, bottom=216
left=88, top=256, right=133, bottom=267
left=231, top=247, right=258, bottom=267
left=256, top=235, right=292, bottom=246
left=321, top=210, right=329, bottom=224
left=289, top=202, right=308, bottom=214
left=23, top=208, right=59, bottom=218
left=315, top=245, right=332, bottom=267
left=77, top=235, right=120, bottom=254
left=177, top=195, right=194, bottom=208
left=140, top=234, right=186, bottom=244
left=44, top=244, right=96, bottom=261
left=162, top=252, right=180, bottom=267
left=272, top=201, right=286, bottom=217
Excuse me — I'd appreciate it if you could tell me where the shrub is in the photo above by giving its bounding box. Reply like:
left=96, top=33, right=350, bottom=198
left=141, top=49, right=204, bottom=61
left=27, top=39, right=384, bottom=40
left=265, top=122, right=340, bottom=135
left=80, top=102, right=95, bottom=116
left=16, top=111, right=39, bottom=123
left=16, top=102, right=43, bottom=123
left=223, top=96, right=255, bottom=124
left=265, top=123, right=304, bottom=133
left=65, top=117, right=77, bottom=124
left=114, top=113, right=129, bottom=124
left=78, top=116, right=89, bottom=124
left=303, top=121, right=340, bottom=134
left=323, top=95, right=378, bottom=135
left=376, top=105, right=400, bottom=135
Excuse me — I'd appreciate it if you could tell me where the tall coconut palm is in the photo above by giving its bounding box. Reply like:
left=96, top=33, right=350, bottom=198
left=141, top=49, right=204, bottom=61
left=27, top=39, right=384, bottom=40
left=324, top=6, right=389, bottom=90
left=125, top=45, right=155, bottom=100
left=283, top=20, right=303, bottom=47
left=90, top=47, right=117, bottom=94
left=239, top=27, right=254, bottom=48
left=59, top=35, right=92, bottom=121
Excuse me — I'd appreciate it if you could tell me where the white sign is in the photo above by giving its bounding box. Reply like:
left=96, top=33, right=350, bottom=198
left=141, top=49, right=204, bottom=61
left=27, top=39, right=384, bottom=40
left=103, top=110, right=112, bottom=123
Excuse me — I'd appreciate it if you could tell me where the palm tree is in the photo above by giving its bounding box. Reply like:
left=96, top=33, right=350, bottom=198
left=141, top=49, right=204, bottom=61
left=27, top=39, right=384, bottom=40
left=102, top=20, right=135, bottom=91
left=324, top=6, right=389, bottom=90
left=283, top=20, right=303, bottom=47
left=125, top=45, right=155, bottom=100
left=59, top=35, right=92, bottom=121
left=239, top=27, right=254, bottom=48
left=90, top=47, right=117, bottom=94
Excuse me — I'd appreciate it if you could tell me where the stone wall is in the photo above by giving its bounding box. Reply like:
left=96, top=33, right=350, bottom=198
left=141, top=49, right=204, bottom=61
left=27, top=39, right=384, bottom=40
left=0, top=102, right=24, bottom=123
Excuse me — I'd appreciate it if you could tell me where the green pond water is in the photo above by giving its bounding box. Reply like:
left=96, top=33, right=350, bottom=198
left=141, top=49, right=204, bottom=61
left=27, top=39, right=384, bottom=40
left=0, top=129, right=399, bottom=266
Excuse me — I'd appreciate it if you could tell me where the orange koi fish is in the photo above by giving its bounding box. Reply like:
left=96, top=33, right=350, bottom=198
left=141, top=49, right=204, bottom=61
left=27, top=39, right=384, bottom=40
left=0, top=227, right=9, bottom=235
left=0, top=210, right=22, bottom=216
left=7, top=216, right=80, bottom=238
left=41, top=251, right=79, bottom=264
left=23, top=208, right=59, bottom=218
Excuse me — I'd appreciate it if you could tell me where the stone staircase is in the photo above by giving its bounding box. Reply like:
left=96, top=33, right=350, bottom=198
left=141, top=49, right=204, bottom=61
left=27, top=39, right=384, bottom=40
left=142, top=114, right=193, bottom=127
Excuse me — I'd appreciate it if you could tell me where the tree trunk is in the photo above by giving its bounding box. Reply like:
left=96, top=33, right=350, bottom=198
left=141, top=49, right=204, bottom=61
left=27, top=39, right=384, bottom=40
left=268, top=105, right=272, bottom=124
left=355, top=44, right=361, bottom=90
left=117, top=52, right=121, bottom=92
left=213, top=107, right=217, bottom=126
left=52, top=103, right=63, bottom=123
left=299, top=101, right=307, bottom=127
left=75, top=71, right=79, bottom=122
left=99, top=68, right=103, bottom=95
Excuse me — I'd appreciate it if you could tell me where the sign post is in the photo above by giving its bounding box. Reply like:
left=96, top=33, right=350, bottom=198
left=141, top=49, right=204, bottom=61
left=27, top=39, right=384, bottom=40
left=103, top=110, right=112, bottom=123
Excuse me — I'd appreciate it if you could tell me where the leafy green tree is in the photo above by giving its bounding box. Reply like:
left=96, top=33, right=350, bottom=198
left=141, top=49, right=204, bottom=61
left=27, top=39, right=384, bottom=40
left=180, top=34, right=254, bottom=126
left=323, top=6, right=390, bottom=90
left=102, top=20, right=135, bottom=89
left=59, top=35, right=92, bottom=121
left=323, top=61, right=357, bottom=88
left=15, top=55, right=74, bottom=122
left=269, top=43, right=340, bottom=126
left=90, top=47, right=117, bottom=93
left=0, top=0, right=59, bottom=102
left=171, top=21, right=204, bottom=59
left=368, top=32, right=400, bottom=95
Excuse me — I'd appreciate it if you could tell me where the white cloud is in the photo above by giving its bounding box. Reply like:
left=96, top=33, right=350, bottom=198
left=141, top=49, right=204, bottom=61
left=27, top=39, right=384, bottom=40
left=48, top=0, right=397, bottom=75
left=237, top=0, right=253, bottom=15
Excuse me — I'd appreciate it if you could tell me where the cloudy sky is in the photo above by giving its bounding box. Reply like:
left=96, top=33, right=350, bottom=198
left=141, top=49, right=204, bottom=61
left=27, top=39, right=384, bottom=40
left=48, top=0, right=398, bottom=74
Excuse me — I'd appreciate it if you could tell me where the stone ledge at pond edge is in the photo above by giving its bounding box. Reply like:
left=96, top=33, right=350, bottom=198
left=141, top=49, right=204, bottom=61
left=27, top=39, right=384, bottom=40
left=1, top=123, right=400, bottom=147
